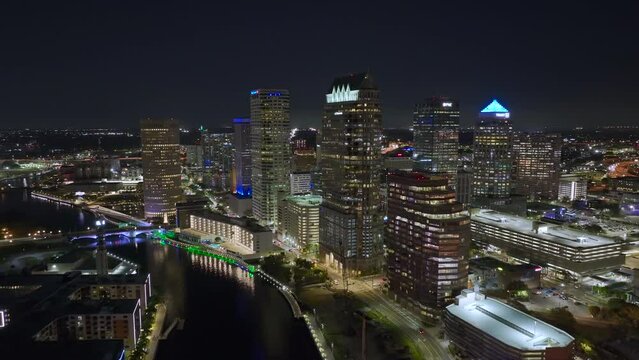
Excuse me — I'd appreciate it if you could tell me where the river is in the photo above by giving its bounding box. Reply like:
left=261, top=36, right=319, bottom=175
left=0, top=189, right=320, bottom=359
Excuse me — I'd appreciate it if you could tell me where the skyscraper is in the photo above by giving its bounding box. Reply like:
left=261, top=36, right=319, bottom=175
left=140, top=118, right=181, bottom=222
left=202, top=127, right=234, bottom=191
left=513, top=132, right=562, bottom=200
left=233, top=118, right=252, bottom=197
left=319, top=72, right=383, bottom=273
left=472, top=100, right=514, bottom=204
left=386, top=171, right=470, bottom=314
left=413, top=97, right=460, bottom=183
left=250, top=89, right=291, bottom=225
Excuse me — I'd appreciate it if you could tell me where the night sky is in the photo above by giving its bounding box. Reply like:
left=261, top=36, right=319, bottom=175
left=1, top=0, right=637, bottom=130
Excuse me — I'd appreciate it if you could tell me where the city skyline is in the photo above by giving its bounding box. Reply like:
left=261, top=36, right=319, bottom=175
left=1, top=1, right=637, bottom=130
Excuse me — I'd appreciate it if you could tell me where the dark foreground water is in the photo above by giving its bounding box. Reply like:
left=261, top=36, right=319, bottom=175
left=0, top=189, right=319, bottom=360
left=113, top=242, right=320, bottom=360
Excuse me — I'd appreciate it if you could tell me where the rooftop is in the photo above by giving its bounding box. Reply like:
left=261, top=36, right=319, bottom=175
left=192, top=211, right=271, bottom=233
left=472, top=209, right=617, bottom=248
left=447, top=290, right=574, bottom=350
left=328, top=72, right=377, bottom=93
left=480, top=99, right=509, bottom=113
left=285, top=194, right=322, bottom=207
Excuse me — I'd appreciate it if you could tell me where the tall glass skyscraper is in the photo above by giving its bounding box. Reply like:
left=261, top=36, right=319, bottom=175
left=413, top=97, right=460, bottom=184
left=250, top=89, right=291, bottom=225
left=386, top=172, right=470, bottom=314
left=233, top=118, right=252, bottom=197
left=319, top=72, right=383, bottom=273
left=140, top=118, right=181, bottom=222
left=472, top=99, right=514, bottom=202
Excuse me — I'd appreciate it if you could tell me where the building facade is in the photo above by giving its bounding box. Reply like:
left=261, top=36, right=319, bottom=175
left=319, top=72, right=384, bottom=273
left=558, top=174, right=587, bottom=201
left=233, top=118, right=251, bottom=197
left=386, top=172, right=471, bottom=315
left=250, top=89, right=291, bottom=225
left=202, top=128, right=234, bottom=192
left=189, top=213, right=273, bottom=256
left=471, top=209, right=625, bottom=279
left=513, top=132, right=562, bottom=200
left=140, top=118, right=181, bottom=222
left=472, top=100, right=513, bottom=205
left=277, top=194, right=321, bottom=256
left=290, top=172, right=312, bottom=195
left=456, top=169, right=472, bottom=206
left=412, top=97, right=460, bottom=184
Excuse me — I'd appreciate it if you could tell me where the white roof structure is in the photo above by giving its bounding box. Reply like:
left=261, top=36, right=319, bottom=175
left=472, top=209, right=616, bottom=249
left=447, top=290, right=574, bottom=350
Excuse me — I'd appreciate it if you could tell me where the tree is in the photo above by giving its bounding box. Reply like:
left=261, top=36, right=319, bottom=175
left=506, top=280, right=529, bottom=300
left=588, top=305, right=601, bottom=318
left=547, top=307, right=577, bottom=333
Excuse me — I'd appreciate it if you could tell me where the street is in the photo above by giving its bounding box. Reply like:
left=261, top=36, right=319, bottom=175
left=320, top=265, right=451, bottom=359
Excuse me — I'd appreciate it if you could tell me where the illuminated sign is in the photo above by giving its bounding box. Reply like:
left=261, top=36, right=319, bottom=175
left=442, top=102, right=453, bottom=107
left=326, top=84, right=359, bottom=103
left=250, top=90, right=258, bottom=95
left=480, top=99, right=509, bottom=113
left=495, top=113, right=510, bottom=118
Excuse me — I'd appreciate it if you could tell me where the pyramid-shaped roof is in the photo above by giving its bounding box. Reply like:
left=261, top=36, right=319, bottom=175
left=480, top=99, right=509, bottom=113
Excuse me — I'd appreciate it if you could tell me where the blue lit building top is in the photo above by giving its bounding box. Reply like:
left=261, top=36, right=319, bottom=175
left=233, top=118, right=250, bottom=124
left=480, top=99, right=509, bottom=113
left=250, top=90, right=259, bottom=95
left=234, top=185, right=252, bottom=198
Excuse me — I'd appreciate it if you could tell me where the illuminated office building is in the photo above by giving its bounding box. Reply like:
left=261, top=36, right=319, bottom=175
left=278, top=194, right=322, bottom=256
left=140, top=118, right=181, bottom=222
left=233, top=118, right=252, bottom=197
left=250, top=89, right=291, bottom=225
left=513, top=132, right=562, bottom=200
left=472, top=100, right=514, bottom=204
left=319, top=72, right=384, bottom=273
left=386, top=172, right=471, bottom=314
left=413, top=97, right=460, bottom=183
left=202, top=128, right=234, bottom=191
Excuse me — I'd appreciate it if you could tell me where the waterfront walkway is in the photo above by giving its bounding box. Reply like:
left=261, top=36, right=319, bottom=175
left=146, top=303, right=167, bottom=360
left=255, top=270, right=302, bottom=318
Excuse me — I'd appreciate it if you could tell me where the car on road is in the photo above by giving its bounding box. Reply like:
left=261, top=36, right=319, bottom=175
left=418, top=328, right=425, bottom=335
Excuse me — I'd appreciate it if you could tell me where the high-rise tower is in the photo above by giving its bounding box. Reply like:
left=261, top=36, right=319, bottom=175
left=472, top=100, right=513, bottom=204
left=386, top=172, right=470, bottom=313
left=413, top=97, right=460, bottom=184
left=250, top=89, right=291, bottom=225
left=513, top=132, right=562, bottom=200
left=233, top=118, right=252, bottom=197
left=140, top=118, right=181, bottom=222
left=319, top=72, right=383, bottom=273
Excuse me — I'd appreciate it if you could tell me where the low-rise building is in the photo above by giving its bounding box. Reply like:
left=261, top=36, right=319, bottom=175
left=34, top=299, right=142, bottom=348
left=68, top=273, right=152, bottom=309
left=471, top=209, right=624, bottom=279
left=444, top=290, right=574, bottom=360
left=189, top=212, right=274, bottom=256
left=558, top=174, right=587, bottom=201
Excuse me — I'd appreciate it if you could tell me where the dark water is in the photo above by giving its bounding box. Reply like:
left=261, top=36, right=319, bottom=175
left=0, top=189, right=97, bottom=236
left=0, top=188, right=320, bottom=360
left=113, top=242, right=320, bottom=360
